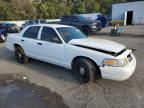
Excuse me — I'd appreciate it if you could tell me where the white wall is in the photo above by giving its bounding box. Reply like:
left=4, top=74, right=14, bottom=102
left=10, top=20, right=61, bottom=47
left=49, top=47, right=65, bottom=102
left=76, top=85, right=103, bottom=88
left=0, top=19, right=60, bottom=27
left=112, top=1, right=144, bottom=24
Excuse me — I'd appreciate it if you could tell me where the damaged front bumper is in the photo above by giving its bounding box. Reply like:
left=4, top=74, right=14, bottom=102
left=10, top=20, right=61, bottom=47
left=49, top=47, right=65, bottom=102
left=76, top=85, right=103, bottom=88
left=100, top=53, right=136, bottom=81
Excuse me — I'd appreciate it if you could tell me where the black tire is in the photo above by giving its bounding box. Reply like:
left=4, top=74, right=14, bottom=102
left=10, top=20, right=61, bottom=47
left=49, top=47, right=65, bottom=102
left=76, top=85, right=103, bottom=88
left=0, top=39, right=5, bottom=43
left=82, top=27, right=90, bottom=36
left=73, top=58, right=98, bottom=83
left=0, top=40, right=5, bottom=43
left=15, top=47, right=29, bottom=64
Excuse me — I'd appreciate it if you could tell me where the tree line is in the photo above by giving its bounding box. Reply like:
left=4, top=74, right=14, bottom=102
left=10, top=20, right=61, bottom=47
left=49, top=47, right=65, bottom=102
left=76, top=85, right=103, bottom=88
left=0, top=0, right=138, bottom=20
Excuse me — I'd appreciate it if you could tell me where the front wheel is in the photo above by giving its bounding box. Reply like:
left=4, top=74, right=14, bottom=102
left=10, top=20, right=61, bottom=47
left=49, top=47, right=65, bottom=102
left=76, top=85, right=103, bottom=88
left=82, top=27, right=90, bottom=36
left=73, top=58, right=98, bottom=83
left=15, top=47, right=29, bottom=64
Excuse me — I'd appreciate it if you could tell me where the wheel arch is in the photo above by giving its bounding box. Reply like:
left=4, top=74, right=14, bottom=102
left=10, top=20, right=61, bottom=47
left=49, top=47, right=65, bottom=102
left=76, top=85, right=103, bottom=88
left=81, top=25, right=90, bottom=30
left=71, top=56, right=101, bottom=78
left=14, top=43, right=22, bottom=49
left=14, top=43, right=29, bottom=63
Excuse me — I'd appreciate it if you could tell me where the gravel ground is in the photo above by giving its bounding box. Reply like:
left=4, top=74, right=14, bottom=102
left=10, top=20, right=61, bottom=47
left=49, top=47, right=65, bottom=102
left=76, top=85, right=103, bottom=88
left=0, top=25, right=144, bottom=108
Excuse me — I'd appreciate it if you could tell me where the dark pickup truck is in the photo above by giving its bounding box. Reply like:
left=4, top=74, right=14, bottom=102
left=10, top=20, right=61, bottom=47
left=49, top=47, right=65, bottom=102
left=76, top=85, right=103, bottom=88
left=48, top=15, right=102, bottom=35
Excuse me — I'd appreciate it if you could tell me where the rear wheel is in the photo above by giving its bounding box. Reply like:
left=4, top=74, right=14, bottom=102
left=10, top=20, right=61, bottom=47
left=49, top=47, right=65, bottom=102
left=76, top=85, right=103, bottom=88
left=15, top=47, right=29, bottom=64
left=73, top=58, right=99, bottom=83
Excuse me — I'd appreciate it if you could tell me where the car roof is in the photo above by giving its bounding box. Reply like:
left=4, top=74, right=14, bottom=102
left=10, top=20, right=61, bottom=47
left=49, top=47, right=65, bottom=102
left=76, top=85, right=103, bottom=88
left=29, top=24, right=73, bottom=28
left=26, top=19, right=46, bottom=21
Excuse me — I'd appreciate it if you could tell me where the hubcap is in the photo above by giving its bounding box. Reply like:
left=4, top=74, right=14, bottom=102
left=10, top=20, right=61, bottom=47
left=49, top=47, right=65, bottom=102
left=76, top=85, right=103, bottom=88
left=18, top=52, right=22, bottom=58
left=1, top=35, right=5, bottom=40
left=79, top=67, right=85, bottom=75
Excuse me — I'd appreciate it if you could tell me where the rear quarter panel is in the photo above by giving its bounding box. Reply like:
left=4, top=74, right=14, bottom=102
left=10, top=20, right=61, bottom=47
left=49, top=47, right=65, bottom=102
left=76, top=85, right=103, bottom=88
left=5, top=33, right=22, bottom=51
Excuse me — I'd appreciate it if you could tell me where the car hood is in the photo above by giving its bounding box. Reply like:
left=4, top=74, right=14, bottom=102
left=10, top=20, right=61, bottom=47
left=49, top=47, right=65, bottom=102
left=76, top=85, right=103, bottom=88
left=68, top=38, right=126, bottom=53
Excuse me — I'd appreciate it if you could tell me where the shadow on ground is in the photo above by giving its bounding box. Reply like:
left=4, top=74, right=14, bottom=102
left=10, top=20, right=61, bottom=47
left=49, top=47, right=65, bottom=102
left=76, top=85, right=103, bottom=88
left=0, top=46, right=78, bottom=84
left=0, top=74, right=69, bottom=108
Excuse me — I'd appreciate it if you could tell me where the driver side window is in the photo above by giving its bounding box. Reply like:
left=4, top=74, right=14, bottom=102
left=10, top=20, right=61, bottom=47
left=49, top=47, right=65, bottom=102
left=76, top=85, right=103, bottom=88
left=41, top=27, right=62, bottom=43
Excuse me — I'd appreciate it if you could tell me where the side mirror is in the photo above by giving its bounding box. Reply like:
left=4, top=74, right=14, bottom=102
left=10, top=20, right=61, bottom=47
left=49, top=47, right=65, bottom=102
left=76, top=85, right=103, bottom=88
left=50, top=37, right=62, bottom=44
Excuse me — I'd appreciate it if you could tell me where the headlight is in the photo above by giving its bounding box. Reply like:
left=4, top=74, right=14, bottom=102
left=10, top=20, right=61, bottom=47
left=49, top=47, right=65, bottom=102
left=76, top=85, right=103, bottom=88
left=90, top=23, right=97, bottom=29
left=103, top=58, right=128, bottom=67
left=91, top=25, right=96, bottom=29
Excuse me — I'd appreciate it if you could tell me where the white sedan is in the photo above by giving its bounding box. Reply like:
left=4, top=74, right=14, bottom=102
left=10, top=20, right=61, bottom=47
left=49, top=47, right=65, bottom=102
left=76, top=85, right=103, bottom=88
left=5, top=24, right=136, bottom=83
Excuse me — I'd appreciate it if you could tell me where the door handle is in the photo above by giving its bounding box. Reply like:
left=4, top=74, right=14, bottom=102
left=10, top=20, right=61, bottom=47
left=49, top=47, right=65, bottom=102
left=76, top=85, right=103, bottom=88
left=21, top=39, right=24, bottom=42
left=37, top=43, right=43, bottom=45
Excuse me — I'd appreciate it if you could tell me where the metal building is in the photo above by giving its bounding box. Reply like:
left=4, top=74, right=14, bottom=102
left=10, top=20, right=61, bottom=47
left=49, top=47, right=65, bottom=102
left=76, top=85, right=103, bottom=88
left=112, top=1, right=144, bottom=25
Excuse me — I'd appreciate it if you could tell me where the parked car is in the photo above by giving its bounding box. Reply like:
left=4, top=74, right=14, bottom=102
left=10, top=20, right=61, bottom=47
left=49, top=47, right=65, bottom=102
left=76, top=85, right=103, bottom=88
left=0, top=34, right=5, bottom=42
left=79, top=13, right=108, bottom=28
left=0, top=26, right=7, bottom=42
left=48, top=15, right=102, bottom=35
left=20, top=19, right=47, bottom=30
left=5, top=24, right=136, bottom=83
left=1, top=23, right=20, bottom=33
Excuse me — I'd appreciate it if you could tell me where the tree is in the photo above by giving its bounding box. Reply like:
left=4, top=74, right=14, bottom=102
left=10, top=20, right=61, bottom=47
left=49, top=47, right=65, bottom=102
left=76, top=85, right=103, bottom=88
left=0, top=0, right=130, bottom=20
left=77, top=2, right=86, bottom=13
left=36, top=3, right=49, bottom=18
left=10, top=0, right=35, bottom=20
left=71, top=0, right=86, bottom=14
left=0, top=2, right=16, bottom=20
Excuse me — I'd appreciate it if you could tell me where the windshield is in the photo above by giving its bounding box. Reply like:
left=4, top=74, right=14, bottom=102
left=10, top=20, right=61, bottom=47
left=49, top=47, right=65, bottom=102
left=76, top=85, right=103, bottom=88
left=7, top=24, right=16, bottom=27
left=78, top=16, right=88, bottom=21
left=57, top=27, right=86, bottom=43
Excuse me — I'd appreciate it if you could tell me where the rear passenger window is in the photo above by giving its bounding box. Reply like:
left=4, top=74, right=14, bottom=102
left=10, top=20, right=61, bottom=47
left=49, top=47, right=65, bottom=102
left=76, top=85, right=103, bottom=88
left=23, top=26, right=40, bottom=39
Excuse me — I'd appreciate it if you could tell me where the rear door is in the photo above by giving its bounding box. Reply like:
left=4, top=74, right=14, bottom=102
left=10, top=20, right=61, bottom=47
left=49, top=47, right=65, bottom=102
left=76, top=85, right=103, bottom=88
left=21, top=26, right=41, bottom=58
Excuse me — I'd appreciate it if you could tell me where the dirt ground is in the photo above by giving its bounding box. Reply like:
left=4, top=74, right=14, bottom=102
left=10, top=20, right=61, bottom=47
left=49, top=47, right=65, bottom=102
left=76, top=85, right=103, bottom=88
left=0, top=74, right=69, bottom=108
left=0, top=25, right=144, bottom=108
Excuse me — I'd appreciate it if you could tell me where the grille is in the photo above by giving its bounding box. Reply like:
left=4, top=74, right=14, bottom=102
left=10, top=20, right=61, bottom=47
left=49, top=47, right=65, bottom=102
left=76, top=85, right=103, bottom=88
left=127, top=54, right=132, bottom=62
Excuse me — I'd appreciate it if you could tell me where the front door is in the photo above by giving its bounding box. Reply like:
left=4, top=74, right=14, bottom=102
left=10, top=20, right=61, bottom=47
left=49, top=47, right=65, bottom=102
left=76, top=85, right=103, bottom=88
left=37, top=27, right=65, bottom=67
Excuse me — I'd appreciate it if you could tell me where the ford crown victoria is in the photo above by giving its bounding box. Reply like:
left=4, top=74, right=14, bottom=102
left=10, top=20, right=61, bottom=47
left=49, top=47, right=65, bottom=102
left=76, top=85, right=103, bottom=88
left=5, top=24, right=136, bottom=83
